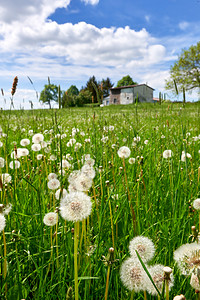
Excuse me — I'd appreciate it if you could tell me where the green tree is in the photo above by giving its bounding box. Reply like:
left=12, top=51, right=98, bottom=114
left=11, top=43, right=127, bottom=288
left=165, top=42, right=200, bottom=95
left=39, top=84, right=58, bottom=109
left=116, top=75, right=137, bottom=87
left=76, top=90, right=92, bottom=106
left=101, top=77, right=114, bottom=98
left=67, top=85, right=79, bottom=97
left=62, top=92, right=76, bottom=108
left=84, top=76, right=100, bottom=103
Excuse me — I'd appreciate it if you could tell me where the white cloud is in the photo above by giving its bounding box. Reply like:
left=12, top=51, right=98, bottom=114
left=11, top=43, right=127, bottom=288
left=178, top=21, right=189, bottom=30
left=0, top=1, right=200, bottom=109
left=81, top=0, right=99, bottom=5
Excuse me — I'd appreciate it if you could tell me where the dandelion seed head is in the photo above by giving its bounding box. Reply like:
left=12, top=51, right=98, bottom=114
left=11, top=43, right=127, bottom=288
left=120, top=257, right=148, bottom=292
left=48, top=178, right=60, bottom=190
left=193, top=199, right=200, bottom=210
left=0, top=214, right=6, bottom=232
left=117, top=146, right=131, bottom=159
left=59, top=191, right=92, bottom=222
left=190, top=273, right=200, bottom=291
left=1, top=173, right=12, bottom=184
left=48, top=173, right=57, bottom=181
left=0, top=157, right=5, bottom=168
left=31, top=143, right=41, bottom=152
left=20, top=139, right=30, bottom=146
left=32, top=133, right=44, bottom=144
left=163, top=150, right=172, bottom=159
left=43, top=212, right=58, bottom=226
left=9, top=160, right=20, bottom=169
left=129, top=236, right=155, bottom=263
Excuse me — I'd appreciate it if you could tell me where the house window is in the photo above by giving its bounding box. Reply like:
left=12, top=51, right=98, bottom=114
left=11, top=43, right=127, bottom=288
left=127, top=96, right=129, bottom=99
left=114, top=98, right=117, bottom=104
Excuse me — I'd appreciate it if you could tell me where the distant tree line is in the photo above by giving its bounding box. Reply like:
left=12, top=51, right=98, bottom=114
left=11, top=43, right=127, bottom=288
left=39, top=75, right=138, bottom=108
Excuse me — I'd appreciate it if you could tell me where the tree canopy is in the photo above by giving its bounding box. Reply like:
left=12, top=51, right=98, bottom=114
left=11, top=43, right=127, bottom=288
left=165, top=42, right=200, bottom=95
left=101, top=77, right=114, bottom=98
left=67, top=85, right=79, bottom=97
left=39, top=84, right=58, bottom=109
left=116, top=75, right=137, bottom=87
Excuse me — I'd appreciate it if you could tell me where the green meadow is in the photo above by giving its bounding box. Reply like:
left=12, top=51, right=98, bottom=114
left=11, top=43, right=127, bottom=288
left=0, top=102, right=200, bottom=299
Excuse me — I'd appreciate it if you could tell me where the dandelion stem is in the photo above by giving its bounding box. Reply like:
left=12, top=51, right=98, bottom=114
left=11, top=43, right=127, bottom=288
left=144, top=290, right=147, bottom=300
left=74, top=221, right=79, bottom=300
left=130, top=290, right=134, bottom=300
left=2, top=229, right=7, bottom=293
left=104, top=264, right=111, bottom=300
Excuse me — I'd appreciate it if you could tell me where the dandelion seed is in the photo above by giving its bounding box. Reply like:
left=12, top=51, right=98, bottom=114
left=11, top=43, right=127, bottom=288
left=117, top=146, right=131, bottom=159
left=129, top=236, right=155, bottom=263
left=120, top=257, right=148, bottom=292
left=43, top=212, right=58, bottom=226
left=60, top=191, right=92, bottom=222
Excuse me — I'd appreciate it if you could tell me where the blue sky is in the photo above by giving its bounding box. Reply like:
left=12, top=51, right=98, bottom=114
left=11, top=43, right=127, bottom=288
left=0, top=0, right=200, bottom=109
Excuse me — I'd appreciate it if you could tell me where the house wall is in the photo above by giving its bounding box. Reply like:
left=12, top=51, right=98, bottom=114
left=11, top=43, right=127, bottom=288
left=120, top=88, right=134, bottom=104
left=133, top=86, right=153, bottom=103
left=110, top=89, right=120, bottom=104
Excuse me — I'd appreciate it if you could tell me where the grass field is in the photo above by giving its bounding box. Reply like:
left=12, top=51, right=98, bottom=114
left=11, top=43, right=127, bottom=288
left=0, top=102, right=200, bottom=299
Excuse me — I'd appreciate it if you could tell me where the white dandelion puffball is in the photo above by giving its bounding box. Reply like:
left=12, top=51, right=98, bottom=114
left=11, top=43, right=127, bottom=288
left=193, top=198, right=200, bottom=210
left=117, top=146, right=131, bottom=159
left=49, top=154, right=57, bottom=161
left=11, top=149, right=22, bottom=159
left=32, top=133, right=44, bottom=144
left=163, top=150, right=172, bottom=159
left=9, top=160, right=20, bottom=169
left=48, top=173, right=58, bottom=181
left=0, top=157, right=5, bottom=168
left=60, top=159, right=71, bottom=169
left=68, top=172, right=93, bottom=192
left=43, top=212, right=58, bottom=226
left=181, top=151, right=192, bottom=162
left=81, top=165, right=96, bottom=179
left=190, top=273, right=200, bottom=291
left=18, top=148, right=29, bottom=156
left=0, top=141, right=3, bottom=147
left=37, top=154, right=43, bottom=160
left=55, top=188, right=68, bottom=200
left=40, top=141, right=47, bottom=148
left=20, top=138, right=30, bottom=146
left=3, top=203, right=12, bottom=215
left=120, top=257, right=148, bottom=292
left=0, top=214, right=6, bottom=232
left=31, top=144, right=41, bottom=152
left=1, top=173, right=12, bottom=184
left=174, top=242, right=200, bottom=275
left=48, top=179, right=60, bottom=190
left=129, top=236, right=155, bottom=263
left=59, top=191, right=92, bottom=222
left=147, top=264, right=174, bottom=295
left=128, top=158, right=136, bottom=164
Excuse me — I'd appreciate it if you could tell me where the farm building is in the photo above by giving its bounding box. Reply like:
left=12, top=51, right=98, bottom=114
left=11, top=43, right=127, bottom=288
left=103, top=84, right=154, bottom=106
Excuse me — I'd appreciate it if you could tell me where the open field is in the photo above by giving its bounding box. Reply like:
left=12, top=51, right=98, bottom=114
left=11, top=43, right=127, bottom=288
left=0, top=102, right=200, bottom=299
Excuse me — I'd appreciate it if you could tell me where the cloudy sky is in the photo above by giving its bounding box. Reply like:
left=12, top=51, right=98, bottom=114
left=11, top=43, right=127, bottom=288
left=0, top=0, right=200, bottom=109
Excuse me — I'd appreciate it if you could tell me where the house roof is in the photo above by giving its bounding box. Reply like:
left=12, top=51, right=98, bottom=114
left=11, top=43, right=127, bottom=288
left=110, top=84, right=154, bottom=91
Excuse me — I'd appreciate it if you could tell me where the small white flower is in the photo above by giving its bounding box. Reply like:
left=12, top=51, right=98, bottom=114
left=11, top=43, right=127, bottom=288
left=43, top=212, right=58, bottom=226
